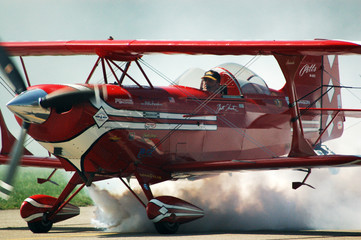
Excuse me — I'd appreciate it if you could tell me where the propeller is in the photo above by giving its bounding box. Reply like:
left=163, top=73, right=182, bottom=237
left=0, top=45, right=27, bottom=94
left=1, top=88, right=98, bottom=199
left=0, top=45, right=103, bottom=199
left=0, top=122, right=29, bottom=199
left=39, top=87, right=96, bottom=110
left=0, top=45, right=30, bottom=199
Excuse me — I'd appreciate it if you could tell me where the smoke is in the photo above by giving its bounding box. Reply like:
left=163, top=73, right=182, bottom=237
left=88, top=160, right=361, bottom=233
left=83, top=169, right=340, bottom=233
left=88, top=184, right=154, bottom=233
left=163, top=172, right=312, bottom=232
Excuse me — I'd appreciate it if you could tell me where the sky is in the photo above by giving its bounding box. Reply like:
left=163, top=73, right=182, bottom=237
left=1, top=0, right=361, bottom=122
left=2, top=0, right=361, bottom=40
left=2, top=0, right=361, bottom=232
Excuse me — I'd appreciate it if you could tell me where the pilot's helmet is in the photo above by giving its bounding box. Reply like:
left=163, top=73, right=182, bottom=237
left=202, top=70, right=221, bottom=83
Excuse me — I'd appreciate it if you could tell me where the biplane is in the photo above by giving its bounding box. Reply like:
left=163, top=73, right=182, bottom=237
left=1, top=39, right=361, bottom=234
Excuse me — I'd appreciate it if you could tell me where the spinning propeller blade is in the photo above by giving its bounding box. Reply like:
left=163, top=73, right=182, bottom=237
left=0, top=45, right=29, bottom=199
left=0, top=46, right=27, bottom=94
left=39, top=88, right=95, bottom=109
left=0, top=122, right=29, bottom=199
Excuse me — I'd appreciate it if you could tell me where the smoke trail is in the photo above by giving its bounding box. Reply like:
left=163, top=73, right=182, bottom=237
left=88, top=164, right=361, bottom=233
left=88, top=184, right=154, bottom=232
left=154, top=172, right=313, bottom=232
left=88, top=172, right=311, bottom=233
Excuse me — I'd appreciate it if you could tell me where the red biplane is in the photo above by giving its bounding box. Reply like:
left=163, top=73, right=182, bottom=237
left=1, top=39, right=361, bottom=234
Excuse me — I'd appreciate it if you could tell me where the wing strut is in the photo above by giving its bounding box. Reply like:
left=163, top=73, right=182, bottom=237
left=274, top=54, right=316, bottom=157
left=312, top=110, right=341, bottom=146
left=85, top=57, right=101, bottom=84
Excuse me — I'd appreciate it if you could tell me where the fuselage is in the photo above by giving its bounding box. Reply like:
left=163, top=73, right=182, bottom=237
left=9, top=61, right=340, bottom=181
left=20, top=82, right=291, bottom=177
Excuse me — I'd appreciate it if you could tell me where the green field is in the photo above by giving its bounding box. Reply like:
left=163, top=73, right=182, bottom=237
left=0, top=166, right=93, bottom=210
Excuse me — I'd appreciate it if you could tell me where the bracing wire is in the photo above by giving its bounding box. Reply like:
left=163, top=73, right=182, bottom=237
left=322, top=64, right=361, bottom=132
left=323, top=68, right=361, bottom=103
left=138, top=57, right=278, bottom=158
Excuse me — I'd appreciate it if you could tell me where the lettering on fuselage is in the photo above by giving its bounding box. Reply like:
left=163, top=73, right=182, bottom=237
left=141, top=100, right=163, bottom=106
left=143, top=133, right=158, bottom=139
left=143, top=112, right=160, bottom=119
left=115, top=98, right=134, bottom=105
left=138, top=172, right=162, bottom=180
left=216, top=103, right=243, bottom=113
left=298, top=100, right=311, bottom=105
left=93, top=107, right=109, bottom=128
left=145, top=123, right=157, bottom=130
left=299, top=64, right=317, bottom=77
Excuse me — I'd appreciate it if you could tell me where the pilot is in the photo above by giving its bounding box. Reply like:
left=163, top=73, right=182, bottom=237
left=202, top=70, right=221, bottom=93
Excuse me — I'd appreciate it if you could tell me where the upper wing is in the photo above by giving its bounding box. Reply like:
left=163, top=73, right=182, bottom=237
left=1, top=40, right=361, bottom=58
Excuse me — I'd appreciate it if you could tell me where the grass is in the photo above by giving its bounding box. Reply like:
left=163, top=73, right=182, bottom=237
left=0, top=166, right=93, bottom=210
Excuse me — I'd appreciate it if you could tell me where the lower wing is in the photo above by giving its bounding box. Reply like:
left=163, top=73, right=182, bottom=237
left=0, top=155, right=63, bottom=169
left=163, top=155, right=361, bottom=178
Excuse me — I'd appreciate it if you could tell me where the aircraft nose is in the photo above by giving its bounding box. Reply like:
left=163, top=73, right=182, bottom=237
left=7, top=89, right=50, bottom=124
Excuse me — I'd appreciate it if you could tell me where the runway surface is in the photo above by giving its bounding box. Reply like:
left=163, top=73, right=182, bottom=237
left=2, top=206, right=361, bottom=240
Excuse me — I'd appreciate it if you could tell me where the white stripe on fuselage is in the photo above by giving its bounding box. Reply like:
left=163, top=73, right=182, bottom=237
left=90, top=98, right=217, bottom=121
left=38, top=98, right=217, bottom=171
left=63, top=85, right=217, bottom=121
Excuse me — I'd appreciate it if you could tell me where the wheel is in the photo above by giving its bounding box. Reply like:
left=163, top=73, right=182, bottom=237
left=154, top=221, right=180, bottom=234
left=27, top=219, right=53, bottom=233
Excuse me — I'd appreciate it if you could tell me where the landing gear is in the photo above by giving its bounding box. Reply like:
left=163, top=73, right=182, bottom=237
left=27, top=216, right=53, bottom=233
left=121, top=172, right=204, bottom=234
left=154, top=221, right=180, bottom=234
left=20, top=172, right=84, bottom=233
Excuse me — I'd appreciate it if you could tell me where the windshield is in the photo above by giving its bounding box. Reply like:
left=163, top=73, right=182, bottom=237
left=173, top=68, right=204, bottom=89
left=217, top=63, right=271, bottom=95
left=174, top=63, right=270, bottom=96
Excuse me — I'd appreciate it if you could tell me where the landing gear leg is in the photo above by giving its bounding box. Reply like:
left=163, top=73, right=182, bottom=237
left=120, top=173, right=181, bottom=234
left=121, top=169, right=203, bottom=234
left=134, top=175, right=180, bottom=234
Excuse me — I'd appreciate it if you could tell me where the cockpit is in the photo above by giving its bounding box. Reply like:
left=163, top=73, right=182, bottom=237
left=175, top=63, right=270, bottom=97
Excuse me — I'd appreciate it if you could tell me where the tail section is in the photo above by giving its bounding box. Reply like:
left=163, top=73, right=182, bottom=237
left=282, top=55, right=344, bottom=145
left=319, top=55, right=344, bottom=142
